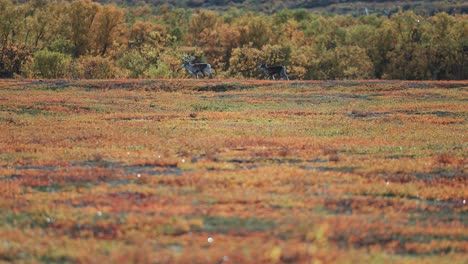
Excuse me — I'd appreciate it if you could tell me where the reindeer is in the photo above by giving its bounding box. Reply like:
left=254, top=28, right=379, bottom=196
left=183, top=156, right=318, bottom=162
left=259, top=63, right=289, bottom=81
left=181, top=57, right=214, bottom=79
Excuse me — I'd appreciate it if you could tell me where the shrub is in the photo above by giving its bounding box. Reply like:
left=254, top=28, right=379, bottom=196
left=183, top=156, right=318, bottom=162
left=229, top=44, right=263, bottom=78
left=118, top=51, right=148, bottom=78
left=64, top=60, right=84, bottom=79
left=29, top=50, right=71, bottom=78
left=145, top=50, right=187, bottom=78
left=0, top=44, right=31, bottom=78
left=312, top=46, right=374, bottom=79
left=144, top=63, right=170, bottom=78
left=261, top=44, right=290, bottom=66
left=78, top=56, right=117, bottom=79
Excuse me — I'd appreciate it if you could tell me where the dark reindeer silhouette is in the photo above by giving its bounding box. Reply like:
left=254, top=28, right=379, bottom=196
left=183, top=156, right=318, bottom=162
left=259, top=63, right=289, bottom=80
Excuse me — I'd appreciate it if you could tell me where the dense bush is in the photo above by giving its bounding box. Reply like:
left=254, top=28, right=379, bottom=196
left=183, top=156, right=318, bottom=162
left=79, top=56, right=118, bottom=79
left=118, top=51, right=148, bottom=78
left=28, top=50, right=71, bottom=78
left=229, top=45, right=263, bottom=78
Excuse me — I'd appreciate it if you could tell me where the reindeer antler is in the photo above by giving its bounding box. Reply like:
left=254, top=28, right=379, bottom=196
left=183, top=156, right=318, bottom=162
left=182, top=56, right=196, bottom=63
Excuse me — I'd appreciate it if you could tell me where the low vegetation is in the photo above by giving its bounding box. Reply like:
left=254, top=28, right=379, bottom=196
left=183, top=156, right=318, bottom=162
left=0, top=79, right=466, bottom=263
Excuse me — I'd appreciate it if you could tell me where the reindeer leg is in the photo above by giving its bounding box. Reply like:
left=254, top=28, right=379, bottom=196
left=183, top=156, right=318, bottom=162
left=282, top=69, right=289, bottom=81
left=188, top=70, right=196, bottom=78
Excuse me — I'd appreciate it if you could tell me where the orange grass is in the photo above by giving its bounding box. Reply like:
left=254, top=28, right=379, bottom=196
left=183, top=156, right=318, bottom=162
left=0, top=79, right=467, bottom=263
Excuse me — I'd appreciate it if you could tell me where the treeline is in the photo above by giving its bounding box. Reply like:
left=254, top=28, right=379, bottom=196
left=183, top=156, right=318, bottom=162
left=1, top=0, right=467, bottom=80
left=89, top=0, right=468, bottom=15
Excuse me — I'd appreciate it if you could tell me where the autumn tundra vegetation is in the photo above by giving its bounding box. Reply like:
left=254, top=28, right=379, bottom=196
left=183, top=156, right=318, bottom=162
left=1, top=78, right=467, bottom=263
left=0, top=0, right=467, bottom=80
left=1, top=0, right=467, bottom=263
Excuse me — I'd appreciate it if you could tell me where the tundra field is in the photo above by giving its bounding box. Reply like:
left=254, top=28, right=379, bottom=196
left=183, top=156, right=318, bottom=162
left=0, top=79, right=467, bottom=263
